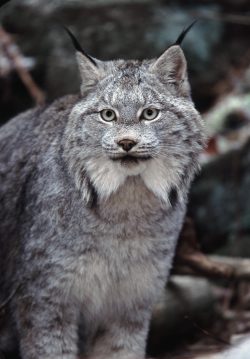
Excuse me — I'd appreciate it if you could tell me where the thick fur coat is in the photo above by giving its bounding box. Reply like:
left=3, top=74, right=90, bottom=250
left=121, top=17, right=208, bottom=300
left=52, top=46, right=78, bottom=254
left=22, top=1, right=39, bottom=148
left=0, top=43, right=205, bottom=359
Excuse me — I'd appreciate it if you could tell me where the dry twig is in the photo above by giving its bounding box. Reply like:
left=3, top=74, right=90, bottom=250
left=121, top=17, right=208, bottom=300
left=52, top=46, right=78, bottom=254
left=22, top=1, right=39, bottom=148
left=0, top=25, right=45, bottom=105
left=176, top=252, right=250, bottom=281
left=0, top=285, right=20, bottom=313
left=175, top=218, right=250, bottom=281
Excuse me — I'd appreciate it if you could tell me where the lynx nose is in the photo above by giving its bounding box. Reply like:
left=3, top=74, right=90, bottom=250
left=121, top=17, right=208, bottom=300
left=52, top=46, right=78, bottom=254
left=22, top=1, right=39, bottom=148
left=117, top=139, right=137, bottom=152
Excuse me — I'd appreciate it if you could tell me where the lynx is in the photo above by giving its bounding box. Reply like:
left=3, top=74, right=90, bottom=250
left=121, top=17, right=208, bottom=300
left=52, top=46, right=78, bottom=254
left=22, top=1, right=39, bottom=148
left=0, top=26, right=205, bottom=359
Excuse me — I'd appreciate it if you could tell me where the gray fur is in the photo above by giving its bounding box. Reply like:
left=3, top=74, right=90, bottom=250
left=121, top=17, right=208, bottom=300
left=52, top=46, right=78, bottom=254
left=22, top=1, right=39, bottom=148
left=0, top=45, right=206, bottom=359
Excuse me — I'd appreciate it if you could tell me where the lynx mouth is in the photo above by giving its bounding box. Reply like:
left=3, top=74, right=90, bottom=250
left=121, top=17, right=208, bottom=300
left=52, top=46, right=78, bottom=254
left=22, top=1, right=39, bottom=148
left=110, top=154, right=151, bottom=165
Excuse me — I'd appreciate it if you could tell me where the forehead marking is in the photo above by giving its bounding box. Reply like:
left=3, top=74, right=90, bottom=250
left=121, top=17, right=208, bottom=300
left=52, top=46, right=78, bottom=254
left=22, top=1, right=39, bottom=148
left=104, top=81, right=146, bottom=108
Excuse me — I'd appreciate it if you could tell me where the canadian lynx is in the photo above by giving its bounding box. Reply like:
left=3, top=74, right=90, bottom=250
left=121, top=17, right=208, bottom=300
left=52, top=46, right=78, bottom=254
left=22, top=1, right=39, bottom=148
left=0, top=27, right=205, bottom=359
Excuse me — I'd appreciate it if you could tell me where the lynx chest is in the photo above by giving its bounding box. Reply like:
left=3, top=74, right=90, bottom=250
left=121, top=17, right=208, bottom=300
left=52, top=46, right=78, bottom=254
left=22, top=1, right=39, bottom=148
left=62, top=179, right=181, bottom=322
left=70, top=231, right=173, bottom=323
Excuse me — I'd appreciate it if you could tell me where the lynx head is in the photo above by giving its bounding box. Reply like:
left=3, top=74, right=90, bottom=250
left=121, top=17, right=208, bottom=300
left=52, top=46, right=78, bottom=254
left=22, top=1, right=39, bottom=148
left=63, top=27, right=206, bottom=206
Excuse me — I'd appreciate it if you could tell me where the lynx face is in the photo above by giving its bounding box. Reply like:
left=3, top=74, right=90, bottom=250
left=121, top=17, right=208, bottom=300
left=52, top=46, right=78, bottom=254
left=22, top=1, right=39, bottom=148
left=64, top=47, right=205, bottom=204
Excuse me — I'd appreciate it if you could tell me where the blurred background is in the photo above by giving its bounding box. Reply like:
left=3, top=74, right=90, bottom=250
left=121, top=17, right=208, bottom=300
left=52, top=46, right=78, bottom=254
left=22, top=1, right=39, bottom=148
left=0, top=0, right=250, bottom=358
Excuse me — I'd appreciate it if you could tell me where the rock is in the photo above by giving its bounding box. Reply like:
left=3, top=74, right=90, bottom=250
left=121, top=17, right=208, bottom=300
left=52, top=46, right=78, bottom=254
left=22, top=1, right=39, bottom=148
left=189, top=138, right=250, bottom=256
left=204, top=94, right=250, bottom=138
left=148, top=275, right=217, bottom=356
left=191, top=335, right=250, bottom=359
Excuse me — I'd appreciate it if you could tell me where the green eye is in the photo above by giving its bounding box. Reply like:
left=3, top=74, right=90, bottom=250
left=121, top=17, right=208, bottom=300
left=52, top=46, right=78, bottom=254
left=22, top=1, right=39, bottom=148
left=100, top=109, right=116, bottom=122
left=141, top=108, right=159, bottom=121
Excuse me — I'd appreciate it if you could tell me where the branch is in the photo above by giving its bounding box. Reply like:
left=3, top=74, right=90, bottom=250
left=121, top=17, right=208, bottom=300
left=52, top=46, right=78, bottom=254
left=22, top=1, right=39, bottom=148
left=0, top=26, right=45, bottom=105
left=175, top=217, right=250, bottom=281
left=175, top=252, right=250, bottom=281
left=0, top=285, right=20, bottom=313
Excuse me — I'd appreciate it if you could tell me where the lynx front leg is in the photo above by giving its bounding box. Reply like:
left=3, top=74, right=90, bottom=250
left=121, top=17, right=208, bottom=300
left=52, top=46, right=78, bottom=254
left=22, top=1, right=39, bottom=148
left=14, top=292, right=79, bottom=359
left=89, top=314, right=150, bottom=359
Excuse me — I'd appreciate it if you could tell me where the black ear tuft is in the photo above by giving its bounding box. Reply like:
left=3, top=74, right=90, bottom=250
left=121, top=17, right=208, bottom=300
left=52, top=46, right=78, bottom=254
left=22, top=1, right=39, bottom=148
left=63, top=26, right=97, bottom=67
left=174, top=20, right=197, bottom=46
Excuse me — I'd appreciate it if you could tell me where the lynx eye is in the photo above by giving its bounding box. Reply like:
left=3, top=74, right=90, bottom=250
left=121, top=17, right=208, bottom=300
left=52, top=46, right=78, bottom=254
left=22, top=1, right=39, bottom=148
left=141, top=108, right=159, bottom=121
left=100, top=109, right=116, bottom=122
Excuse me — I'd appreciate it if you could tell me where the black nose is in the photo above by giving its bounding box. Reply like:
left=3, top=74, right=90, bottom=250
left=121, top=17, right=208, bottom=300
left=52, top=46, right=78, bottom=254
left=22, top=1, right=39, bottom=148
left=117, top=139, right=137, bottom=152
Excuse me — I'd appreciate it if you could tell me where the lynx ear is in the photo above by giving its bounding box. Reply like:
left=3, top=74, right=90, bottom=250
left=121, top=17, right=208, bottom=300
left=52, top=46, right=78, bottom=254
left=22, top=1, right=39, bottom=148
left=76, top=52, right=104, bottom=94
left=149, top=45, right=187, bottom=85
left=64, top=27, right=104, bottom=94
left=149, top=21, right=197, bottom=95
